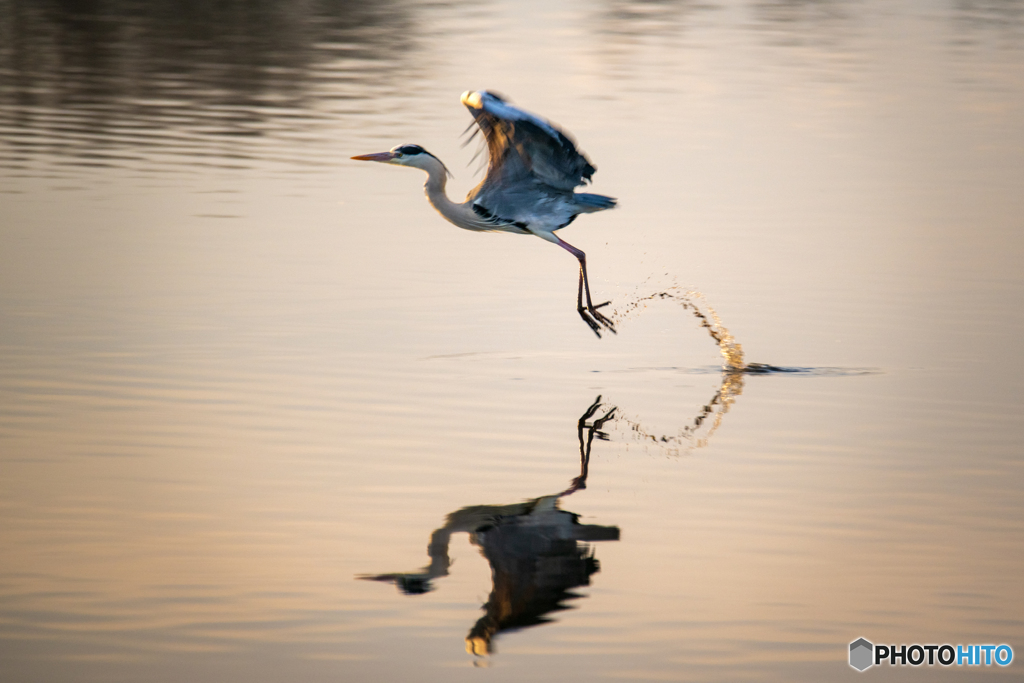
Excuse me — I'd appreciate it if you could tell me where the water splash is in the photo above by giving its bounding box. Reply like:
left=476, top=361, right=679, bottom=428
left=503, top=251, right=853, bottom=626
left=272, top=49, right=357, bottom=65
left=596, top=280, right=877, bottom=455
left=608, top=283, right=746, bottom=371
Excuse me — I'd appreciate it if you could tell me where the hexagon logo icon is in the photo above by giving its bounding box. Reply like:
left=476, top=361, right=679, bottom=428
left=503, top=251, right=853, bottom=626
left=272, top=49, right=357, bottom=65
left=849, top=638, right=874, bottom=671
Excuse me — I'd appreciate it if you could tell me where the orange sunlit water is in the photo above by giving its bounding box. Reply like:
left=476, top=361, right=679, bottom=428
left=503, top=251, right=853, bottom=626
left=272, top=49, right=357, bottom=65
left=2, top=1, right=1023, bottom=682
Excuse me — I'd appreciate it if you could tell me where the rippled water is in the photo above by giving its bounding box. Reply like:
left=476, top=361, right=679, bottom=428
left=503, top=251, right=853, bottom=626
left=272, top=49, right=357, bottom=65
left=2, top=1, right=1023, bottom=681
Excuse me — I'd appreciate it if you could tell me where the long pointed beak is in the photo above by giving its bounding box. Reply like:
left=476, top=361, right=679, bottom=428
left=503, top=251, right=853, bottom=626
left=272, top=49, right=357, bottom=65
left=351, top=152, right=395, bottom=162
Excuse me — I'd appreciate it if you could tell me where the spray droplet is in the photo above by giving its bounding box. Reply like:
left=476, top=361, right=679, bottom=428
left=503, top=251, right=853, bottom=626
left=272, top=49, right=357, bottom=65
left=607, top=282, right=745, bottom=372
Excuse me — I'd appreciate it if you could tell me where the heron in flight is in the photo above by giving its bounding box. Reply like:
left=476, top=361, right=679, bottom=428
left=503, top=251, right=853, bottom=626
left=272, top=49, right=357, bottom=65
left=352, top=90, right=617, bottom=336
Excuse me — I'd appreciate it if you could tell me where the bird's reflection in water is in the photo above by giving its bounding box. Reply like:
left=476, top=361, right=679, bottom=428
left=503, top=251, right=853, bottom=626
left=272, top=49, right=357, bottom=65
left=361, top=370, right=748, bottom=655
left=361, top=398, right=619, bottom=656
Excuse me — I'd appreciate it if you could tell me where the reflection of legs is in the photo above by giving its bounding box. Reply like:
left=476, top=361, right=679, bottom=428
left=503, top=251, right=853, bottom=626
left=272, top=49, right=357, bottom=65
left=564, top=396, right=616, bottom=495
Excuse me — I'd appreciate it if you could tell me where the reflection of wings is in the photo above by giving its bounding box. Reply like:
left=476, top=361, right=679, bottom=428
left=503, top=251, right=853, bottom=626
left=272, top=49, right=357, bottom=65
left=359, top=494, right=620, bottom=655
left=462, top=91, right=596, bottom=223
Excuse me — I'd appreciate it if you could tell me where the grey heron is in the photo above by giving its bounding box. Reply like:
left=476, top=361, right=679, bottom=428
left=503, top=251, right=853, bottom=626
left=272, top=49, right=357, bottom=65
left=352, top=90, right=618, bottom=336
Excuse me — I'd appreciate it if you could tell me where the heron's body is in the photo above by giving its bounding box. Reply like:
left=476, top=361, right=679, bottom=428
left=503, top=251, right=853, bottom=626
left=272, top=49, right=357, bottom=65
left=353, top=90, right=617, bottom=335
left=416, top=154, right=614, bottom=236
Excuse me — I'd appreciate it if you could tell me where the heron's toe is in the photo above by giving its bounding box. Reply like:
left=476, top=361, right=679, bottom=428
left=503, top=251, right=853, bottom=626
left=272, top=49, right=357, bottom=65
left=590, top=307, right=617, bottom=334
left=577, top=309, right=604, bottom=338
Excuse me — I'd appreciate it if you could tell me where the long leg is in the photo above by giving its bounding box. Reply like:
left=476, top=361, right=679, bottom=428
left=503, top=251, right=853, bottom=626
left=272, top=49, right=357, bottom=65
left=572, top=268, right=601, bottom=334
left=548, top=235, right=616, bottom=336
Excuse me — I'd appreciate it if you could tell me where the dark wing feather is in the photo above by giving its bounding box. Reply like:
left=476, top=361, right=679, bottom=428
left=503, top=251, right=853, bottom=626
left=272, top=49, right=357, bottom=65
left=462, top=91, right=596, bottom=194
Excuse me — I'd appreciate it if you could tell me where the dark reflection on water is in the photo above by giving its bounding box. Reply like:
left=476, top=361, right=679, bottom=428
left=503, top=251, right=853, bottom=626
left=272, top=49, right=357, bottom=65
left=591, top=0, right=706, bottom=37
left=953, top=0, right=1024, bottom=31
left=587, top=0, right=1024, bottom=83
left=749, top=0, right=862, bottom=51
left=3, top=0, right=1020, bottom=173
left=359, top=375, right=760, bottom=654
left=0, top=0, right=423, bottom=170
left=751, top=0, right=1024, bottom=51
left=361, top=397, right=620, bottom=656
left=587, top=0, right=864, bottom=63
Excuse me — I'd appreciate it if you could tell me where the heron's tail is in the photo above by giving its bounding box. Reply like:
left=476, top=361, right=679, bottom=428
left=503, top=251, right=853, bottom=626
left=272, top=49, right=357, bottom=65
left=575, top=193, right=617, bottom=212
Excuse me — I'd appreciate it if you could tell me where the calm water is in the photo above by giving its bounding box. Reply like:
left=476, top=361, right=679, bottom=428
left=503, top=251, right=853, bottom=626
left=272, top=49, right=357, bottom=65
left=2, top=1, right=1023, bottom=681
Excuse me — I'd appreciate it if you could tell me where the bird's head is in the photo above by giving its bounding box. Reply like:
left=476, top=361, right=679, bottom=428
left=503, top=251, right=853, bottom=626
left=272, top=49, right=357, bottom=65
left=351, top=144, right=450, bottom=177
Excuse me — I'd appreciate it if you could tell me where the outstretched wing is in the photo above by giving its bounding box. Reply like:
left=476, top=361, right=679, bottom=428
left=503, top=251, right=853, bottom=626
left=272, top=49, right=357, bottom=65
left=462, top=90, right=596, bottom=197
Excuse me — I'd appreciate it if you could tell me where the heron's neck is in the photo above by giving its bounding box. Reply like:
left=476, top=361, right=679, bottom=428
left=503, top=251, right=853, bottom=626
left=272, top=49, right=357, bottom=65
left=422, top=163, right=474, bottom=229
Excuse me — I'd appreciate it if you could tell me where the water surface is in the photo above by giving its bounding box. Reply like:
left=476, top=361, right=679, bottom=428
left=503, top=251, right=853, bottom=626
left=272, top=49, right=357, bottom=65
left=1, top=1, right=1023, bottom=681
